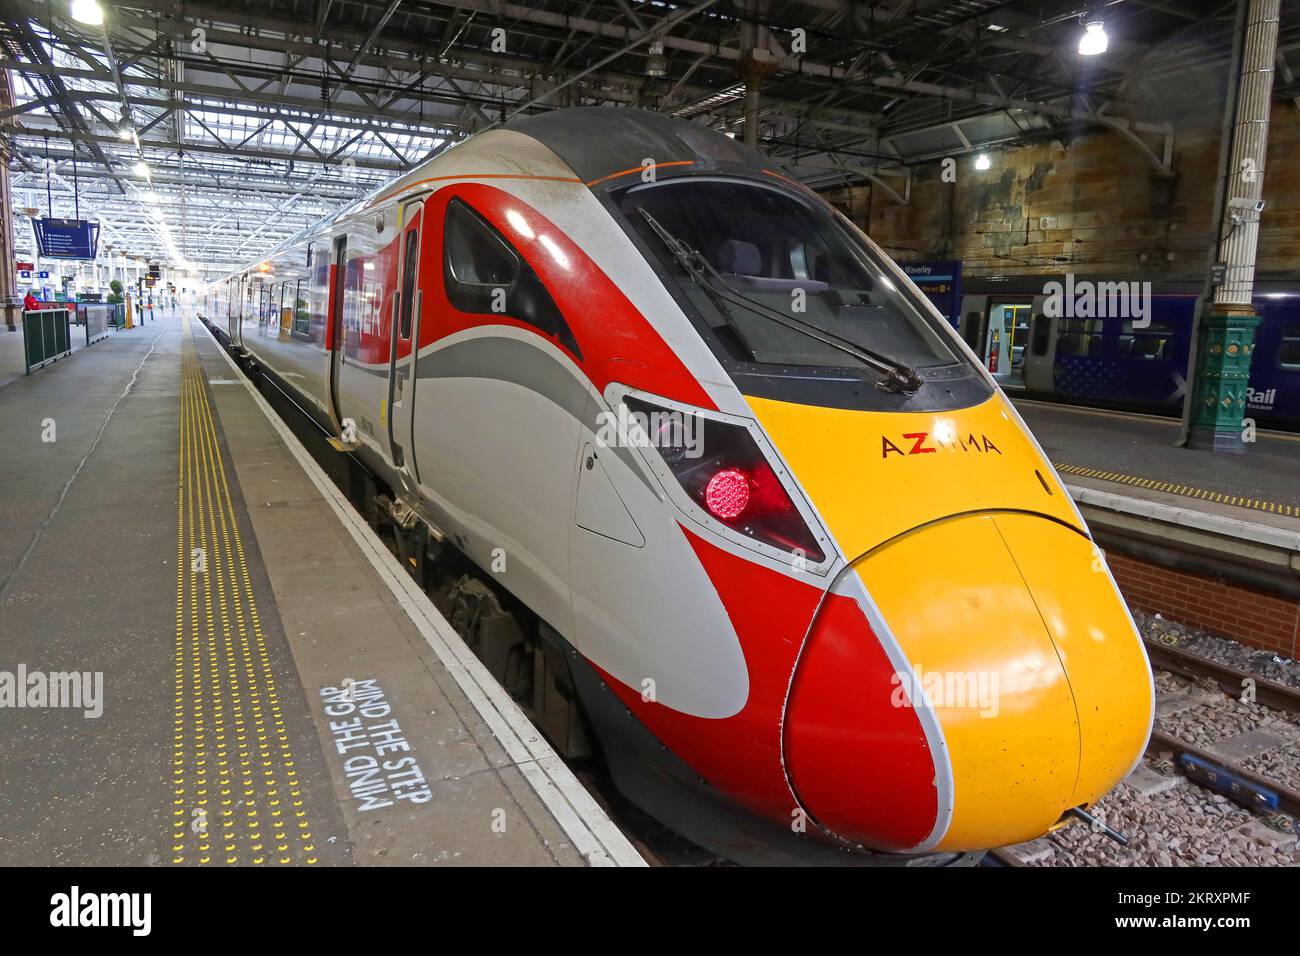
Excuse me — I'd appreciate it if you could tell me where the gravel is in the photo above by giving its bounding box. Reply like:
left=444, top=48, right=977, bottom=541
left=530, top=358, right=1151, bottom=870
left=1242, top=743, right=1300, bottom=793
left=1136, top=608, right=1300, bottom=689
left=1012, top=610, right=1300, bottom=866
left=1021, top=764, right=1297, bottom=866
left=1156, top=686, right=1298, bottom=746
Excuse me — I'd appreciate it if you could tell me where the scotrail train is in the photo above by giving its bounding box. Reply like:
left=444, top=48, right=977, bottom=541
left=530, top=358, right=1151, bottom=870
left=957, top=274, right=1300, bottom=430
left=199, top=107, right=1154, bottom=865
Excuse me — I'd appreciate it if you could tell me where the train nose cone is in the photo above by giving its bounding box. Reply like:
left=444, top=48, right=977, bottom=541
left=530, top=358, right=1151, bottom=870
left=785, top=512, right=1152, bottom=853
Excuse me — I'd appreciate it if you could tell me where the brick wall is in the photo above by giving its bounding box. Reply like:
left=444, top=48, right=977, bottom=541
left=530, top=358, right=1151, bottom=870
left=822, top=102, right=1300, bottom=279
left=1107, top=552, right=1300, bottom=658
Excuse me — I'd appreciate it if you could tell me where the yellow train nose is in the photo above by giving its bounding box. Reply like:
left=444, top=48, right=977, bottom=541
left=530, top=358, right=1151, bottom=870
left=853, top=512, right=1154, bottom=852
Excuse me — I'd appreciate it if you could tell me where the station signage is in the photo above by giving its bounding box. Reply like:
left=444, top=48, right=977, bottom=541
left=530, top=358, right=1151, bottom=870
left=32, top=217, right=100, bottom=260
left=899, top=259, right=963, bottom=328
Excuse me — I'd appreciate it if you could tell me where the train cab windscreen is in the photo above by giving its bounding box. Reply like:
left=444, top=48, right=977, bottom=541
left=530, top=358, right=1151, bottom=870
left=618, top=177, right=984, bottom=408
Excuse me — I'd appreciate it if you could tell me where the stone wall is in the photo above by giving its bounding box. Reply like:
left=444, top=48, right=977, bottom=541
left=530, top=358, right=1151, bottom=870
left=821, top=102, right=1300, bottom=279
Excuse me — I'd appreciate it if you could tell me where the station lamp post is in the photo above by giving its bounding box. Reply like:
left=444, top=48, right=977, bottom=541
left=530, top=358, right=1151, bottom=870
left=1184, top=0, right=1280, bottom=453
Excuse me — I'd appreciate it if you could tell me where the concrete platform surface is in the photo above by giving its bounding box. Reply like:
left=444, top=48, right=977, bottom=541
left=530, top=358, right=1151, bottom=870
left=1014, top=399, right=1300, bottom=526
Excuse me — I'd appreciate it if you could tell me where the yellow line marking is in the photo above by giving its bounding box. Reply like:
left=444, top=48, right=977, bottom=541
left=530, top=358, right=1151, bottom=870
left=1053, top=459, right=1295, bottom=517
left=173, top=317, right=317, bottom=865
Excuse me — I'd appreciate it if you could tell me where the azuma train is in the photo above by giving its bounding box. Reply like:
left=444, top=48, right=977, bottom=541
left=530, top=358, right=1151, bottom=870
left=200, top=107, right=1154, bottom=865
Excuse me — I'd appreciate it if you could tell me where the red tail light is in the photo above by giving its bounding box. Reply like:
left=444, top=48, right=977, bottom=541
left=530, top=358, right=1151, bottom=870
left=705, top=469, right=750, bottom=519
left=623, top=396, right=826, bottom=563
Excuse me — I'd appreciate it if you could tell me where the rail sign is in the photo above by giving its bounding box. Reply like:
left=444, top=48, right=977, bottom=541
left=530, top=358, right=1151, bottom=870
left=899, top=259, right=963, bottom=328
left=32, top=217, right=100, bottom=260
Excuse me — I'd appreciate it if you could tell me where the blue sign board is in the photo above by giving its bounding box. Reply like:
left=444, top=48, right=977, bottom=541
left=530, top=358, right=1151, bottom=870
left=32, top=218, right=100, bottom=260
left=899, top=260, right=962, bottom=328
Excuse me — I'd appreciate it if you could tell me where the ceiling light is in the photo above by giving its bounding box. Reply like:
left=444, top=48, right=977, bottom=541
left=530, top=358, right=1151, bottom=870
left=1078, top=19, right=1108, bottom=56
left=143, top=191, right=159, bottom=204
left=975, top=153, right=991, bottom=170
left=645, top=40, right=667, bottom=78
left=70, top=0, right=104, bottom=26
left=132, top=160, right=150, bottom=177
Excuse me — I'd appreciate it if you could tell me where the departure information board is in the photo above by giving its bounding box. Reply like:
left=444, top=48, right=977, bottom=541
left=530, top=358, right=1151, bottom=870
left=899, top=260, right=962, bottom=328
left=32, top=218, right=100, bottom=260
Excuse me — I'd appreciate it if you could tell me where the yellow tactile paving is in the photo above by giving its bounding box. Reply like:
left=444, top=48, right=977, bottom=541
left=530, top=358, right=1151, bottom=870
left=1053, top=462, right=1298, bottom=518
left=172, top=318, right=317, bottom=865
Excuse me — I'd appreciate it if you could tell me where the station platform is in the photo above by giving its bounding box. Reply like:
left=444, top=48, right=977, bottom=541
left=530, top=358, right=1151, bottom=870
left=0, top=308, right=642, bottom=867
left=1014, top=398, right=1300, bottom=530
left=1015, top=399, right=1300, bottom=660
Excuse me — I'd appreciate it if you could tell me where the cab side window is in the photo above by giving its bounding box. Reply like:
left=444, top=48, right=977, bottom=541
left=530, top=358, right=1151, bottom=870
left=443, top=198, right=580, bottom=357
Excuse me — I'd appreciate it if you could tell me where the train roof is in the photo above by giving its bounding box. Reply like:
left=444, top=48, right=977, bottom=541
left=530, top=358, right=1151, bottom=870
left=503, top=106, right=776, bottom=189
left=217, top=107, right=792, bottom=283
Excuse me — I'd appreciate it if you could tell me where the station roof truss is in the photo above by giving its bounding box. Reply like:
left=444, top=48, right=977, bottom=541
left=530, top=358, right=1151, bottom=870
left=2, top=0, right=1298, bottom=275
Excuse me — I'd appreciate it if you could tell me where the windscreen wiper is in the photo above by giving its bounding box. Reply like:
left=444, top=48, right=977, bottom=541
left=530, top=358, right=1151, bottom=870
left=636, top=208, right=760, bottom=362
left=637, top=208, right=924, bottom=394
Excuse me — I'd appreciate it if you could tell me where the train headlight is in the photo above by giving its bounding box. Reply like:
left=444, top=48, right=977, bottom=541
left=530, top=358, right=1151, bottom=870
left=622, top=394, right=826, bottom=564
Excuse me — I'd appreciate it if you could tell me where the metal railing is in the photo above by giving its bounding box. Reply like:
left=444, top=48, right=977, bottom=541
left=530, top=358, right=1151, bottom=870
left=21, top=307, right=72, bottom=373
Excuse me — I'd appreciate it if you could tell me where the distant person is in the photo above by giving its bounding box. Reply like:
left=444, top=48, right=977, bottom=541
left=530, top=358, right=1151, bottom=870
left=23, top=291, right=39, bottom=311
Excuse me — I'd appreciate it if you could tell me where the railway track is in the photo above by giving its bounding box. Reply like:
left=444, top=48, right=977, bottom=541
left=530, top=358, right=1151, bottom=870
left=991, top=638, right=1300, bottom=865
left=1141, top=637, right=1300, bottom=821
left=1142, top=638, right=1300, bottom=715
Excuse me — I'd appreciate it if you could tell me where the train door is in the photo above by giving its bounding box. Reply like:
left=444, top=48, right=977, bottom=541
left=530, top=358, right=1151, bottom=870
left=259, top=285, right=272, bottom=334
left=1022, top=295, right=1055, bottom=393
left=984, top=298, right=1033, bottom=389
left=228, top=275, right=243, bottom=346
left=387, top=200, right=425, bottom=496
left=327, top=234, right=348, bottom=438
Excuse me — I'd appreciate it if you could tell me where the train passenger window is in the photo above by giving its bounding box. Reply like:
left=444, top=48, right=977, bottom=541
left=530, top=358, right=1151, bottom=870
left=1118, top=319, right=1174, bottom=361
left=1057, top=317, right=1102, bottom=357
left=443, top=198, right=579, bottom=355
left=1281, top=324, right=1300, bottom=370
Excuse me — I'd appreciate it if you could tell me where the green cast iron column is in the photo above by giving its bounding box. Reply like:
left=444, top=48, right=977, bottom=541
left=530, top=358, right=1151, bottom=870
left=1188, top=308, right=1261, bottom=453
